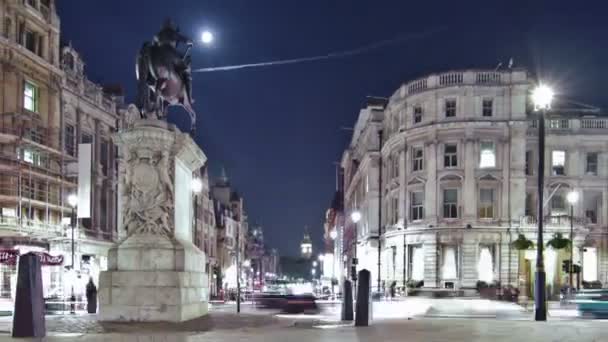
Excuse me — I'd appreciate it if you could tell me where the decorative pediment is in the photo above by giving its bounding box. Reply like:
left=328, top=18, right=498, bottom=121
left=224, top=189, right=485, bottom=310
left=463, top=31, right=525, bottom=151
left=439, top=173, right=463, bottom=182
left=478, top=173, right=499, bottom=182
left=547, top=181, right=572, bottom=190
left=407, top=176, right=426, bottom=186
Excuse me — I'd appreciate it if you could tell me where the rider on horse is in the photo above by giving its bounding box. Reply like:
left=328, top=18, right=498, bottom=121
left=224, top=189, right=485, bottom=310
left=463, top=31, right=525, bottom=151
left=153, top=19, right=194, bottom=105
left=136, top=19, right=198, bottom=135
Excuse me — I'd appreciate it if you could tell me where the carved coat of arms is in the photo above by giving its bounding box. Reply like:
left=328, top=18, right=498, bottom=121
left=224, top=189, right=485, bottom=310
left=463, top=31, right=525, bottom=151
left=122, top=149, right=174, bottom=236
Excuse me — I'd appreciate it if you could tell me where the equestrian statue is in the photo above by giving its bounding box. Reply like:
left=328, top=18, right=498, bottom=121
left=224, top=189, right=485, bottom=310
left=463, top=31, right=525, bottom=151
left=136, top=19, right=197, bottom=135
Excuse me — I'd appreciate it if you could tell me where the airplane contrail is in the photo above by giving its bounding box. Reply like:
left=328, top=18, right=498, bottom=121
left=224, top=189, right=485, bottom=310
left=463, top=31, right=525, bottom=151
left=193, top=27, right=446, bottom=73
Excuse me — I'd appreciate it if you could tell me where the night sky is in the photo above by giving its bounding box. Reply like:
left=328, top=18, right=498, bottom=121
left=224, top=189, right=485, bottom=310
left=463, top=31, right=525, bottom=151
left=57, top=1, right=608, bottom=256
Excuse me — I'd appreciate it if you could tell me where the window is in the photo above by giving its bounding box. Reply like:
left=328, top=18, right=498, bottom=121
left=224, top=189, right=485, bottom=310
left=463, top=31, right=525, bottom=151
left=391, top=197, right=398, bottom=224
left=411, top=192, right=424, bottom=221
left=525, top=151, right=532, bottom=176
left=26, top=0, right=37, bottom=7
left=443, top=189, right=458, bottom=218
left=482, top=99, right=493, bottom=117
left=586, top=210, right=597, bottom=224
left=479, top=142, right=496, bottom=168
left=586, top=153, right=598, bottom=175
left=3, top=18, right=10, bottom=39
left=552, top=150, right=566, bottom=175
left=24, top=29, right=37, bottom=53
left=479, top=189, right=494, bottom=219
left=525, top=193, right=534, bottom=217
left=445, top=99, right=456, bottom=117
left=64, top=124, right=75, bottom=156
left=81, top=133, right=93, bottom=144
left=23, top=81, right=38, bottom=112
left=412, top=147, right=423, bottom=171
left=413, top=105, right=423, bottom=124
left=551, top=195, right=565, bottom=211
left=100, top=139, right=109, bottom=175
left=444, top=144, right=457, bottom=168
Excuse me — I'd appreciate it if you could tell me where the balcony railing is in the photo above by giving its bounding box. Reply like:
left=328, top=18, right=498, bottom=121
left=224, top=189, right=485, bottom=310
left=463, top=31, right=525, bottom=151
left=528, top=118, right=608, bottom=133
left=401, top=69, right=526, bottom=96
left=0, top=217, right=64, bottom=237
left=520, top=215, right=591, bottom=227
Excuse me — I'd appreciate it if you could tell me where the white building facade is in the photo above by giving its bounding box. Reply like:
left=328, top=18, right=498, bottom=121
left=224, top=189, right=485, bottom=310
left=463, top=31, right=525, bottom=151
left=342, top=69, right=608, bottom=297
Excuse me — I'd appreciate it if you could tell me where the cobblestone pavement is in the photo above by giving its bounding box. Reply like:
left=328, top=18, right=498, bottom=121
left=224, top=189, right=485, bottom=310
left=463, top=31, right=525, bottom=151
left=1, top=317, right=607, bottom=341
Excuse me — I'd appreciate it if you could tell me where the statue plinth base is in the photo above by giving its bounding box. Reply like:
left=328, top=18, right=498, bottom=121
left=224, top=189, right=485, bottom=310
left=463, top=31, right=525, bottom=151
left=99, top=117, right=208, bottom=322
left=98, top=235, right=208, bottom=322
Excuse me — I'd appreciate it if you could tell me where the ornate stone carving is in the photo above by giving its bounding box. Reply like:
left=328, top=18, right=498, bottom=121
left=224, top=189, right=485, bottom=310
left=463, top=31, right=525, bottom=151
left=122, top=147, right=174, bottom=237
left=123, top=104, right=139, bottom=131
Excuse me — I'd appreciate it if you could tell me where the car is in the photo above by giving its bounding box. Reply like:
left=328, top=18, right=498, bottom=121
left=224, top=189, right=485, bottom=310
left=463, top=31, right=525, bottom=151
left=573, top=289, right=608, bottom=318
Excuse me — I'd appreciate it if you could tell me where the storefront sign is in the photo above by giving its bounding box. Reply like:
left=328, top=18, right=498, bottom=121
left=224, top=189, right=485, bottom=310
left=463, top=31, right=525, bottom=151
left=37, top=253, right=64, bottom=266
left=0, top=250, right=63, bottom=266
left=0, top=250, right=19, bottom=265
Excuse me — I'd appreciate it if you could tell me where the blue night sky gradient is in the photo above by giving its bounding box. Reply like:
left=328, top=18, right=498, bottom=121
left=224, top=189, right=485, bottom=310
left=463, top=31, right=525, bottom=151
left=57, top=0, right=608, bottom=256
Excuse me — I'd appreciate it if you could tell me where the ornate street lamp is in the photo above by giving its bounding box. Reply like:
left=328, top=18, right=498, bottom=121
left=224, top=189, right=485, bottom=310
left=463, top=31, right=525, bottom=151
left=531, top=83, right=554, bottom=321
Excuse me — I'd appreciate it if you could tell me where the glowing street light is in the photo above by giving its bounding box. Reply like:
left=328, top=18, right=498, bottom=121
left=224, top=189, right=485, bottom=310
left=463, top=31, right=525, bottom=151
left=311, top=268, right=316, bottom=276
left=201, top=30, right=214, bottom=45
left=567, top=191, right=579, bottom=205
left=350, top=211, right=361, bottom=223
left=318, top=254, right=324, bottom=261
left=330, top=229, right=338, bottom=240
left=313, top=261, right=318, bottom=267
left=67, top=194, right=78, bottom=208
left=531, top=83, right=554, bottom=322
left=243, top=260, right=251, bottom=268
left=532, top=84, right=554, bottom=111
left=191, top=177, right=203, bottom=193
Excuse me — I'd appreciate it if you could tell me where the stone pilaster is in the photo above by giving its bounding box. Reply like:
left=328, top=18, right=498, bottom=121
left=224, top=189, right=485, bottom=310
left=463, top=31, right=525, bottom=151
left=460, top=235, right=477, bottom=288
left=424, top=142, right=437, bottom=225
left=463, top=138, right=476, bottom=219
left=423, top=236, right=437, bottom=287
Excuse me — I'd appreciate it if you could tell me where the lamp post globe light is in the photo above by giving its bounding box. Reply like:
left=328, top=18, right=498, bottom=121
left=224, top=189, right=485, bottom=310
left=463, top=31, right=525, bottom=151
left=191, top=177, right=203, bottom=193
left=532, top=83, right=554, bottom=321
left=330, top=229, right=338, bottom=240
left=318, top=254, right=324, bottom=261
left=567, top=190, right=579, bottom=294
left=350, top=211, right=361, bottom=223
left=67, top=194, right=78, bottom=314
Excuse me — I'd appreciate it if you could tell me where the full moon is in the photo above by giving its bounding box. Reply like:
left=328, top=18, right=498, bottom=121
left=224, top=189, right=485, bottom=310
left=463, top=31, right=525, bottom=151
left=201, top=31, right=214, bottom=44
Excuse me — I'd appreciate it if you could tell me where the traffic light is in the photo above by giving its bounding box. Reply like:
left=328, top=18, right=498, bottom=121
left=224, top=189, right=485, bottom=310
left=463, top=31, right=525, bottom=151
left=562, top=260, right=571, bottom=273
left=562, top=260, right=581, bottom=274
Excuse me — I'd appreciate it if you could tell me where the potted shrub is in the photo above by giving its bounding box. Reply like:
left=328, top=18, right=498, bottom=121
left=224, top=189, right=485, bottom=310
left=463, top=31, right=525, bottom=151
left=546, top=233, right=570, bottom=250
left=511, top=234, right=534, bottom=300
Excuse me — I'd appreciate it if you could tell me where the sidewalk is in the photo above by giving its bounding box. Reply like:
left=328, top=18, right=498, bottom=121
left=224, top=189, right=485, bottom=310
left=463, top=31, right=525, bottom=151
left=0, top=315, right=606, bottom=341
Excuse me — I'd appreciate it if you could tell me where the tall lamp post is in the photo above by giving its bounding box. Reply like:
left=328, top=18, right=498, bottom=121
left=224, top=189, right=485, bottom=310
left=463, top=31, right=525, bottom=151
left=567, top=190, right=579, bottom=294
left=67, top=194, right=78, bottom=314
left=532, top=84, right=554, bottom=321
left=330, top=229, right=337, bottom=296
left=350, top=211, right=361, bottom=279
left=377, top=129, right=383, bottom=294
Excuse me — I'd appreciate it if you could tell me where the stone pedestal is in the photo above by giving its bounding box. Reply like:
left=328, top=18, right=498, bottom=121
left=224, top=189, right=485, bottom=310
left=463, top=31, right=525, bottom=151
left=99, top=117, right=208, bottom=322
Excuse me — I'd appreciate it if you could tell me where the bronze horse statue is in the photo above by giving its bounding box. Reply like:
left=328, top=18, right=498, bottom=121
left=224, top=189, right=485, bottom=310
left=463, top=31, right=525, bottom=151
left=136, top=20, right=196, bottom=135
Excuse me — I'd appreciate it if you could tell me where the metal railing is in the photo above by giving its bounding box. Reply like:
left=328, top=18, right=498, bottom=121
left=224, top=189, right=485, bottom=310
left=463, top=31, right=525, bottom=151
left=528, top=118, right=608, bottom=132
left=520, top=215, right=591, bottom=227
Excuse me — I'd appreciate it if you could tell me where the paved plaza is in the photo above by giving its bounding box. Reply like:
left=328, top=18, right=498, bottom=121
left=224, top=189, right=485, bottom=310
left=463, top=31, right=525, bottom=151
left=0, top=299, right=604, bottom=341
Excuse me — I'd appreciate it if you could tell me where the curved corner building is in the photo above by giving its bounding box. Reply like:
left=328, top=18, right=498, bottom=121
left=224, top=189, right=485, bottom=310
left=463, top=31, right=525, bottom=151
left=339, top=69, right=608, bottom=297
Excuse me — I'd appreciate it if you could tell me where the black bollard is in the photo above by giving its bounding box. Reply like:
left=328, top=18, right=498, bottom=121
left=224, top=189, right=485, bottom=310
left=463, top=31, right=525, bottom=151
left=12, top=252, right=46, bottom=338
left=341, top=279, right=353, bottom=321
left=355, top=269, right=370, bottom=327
